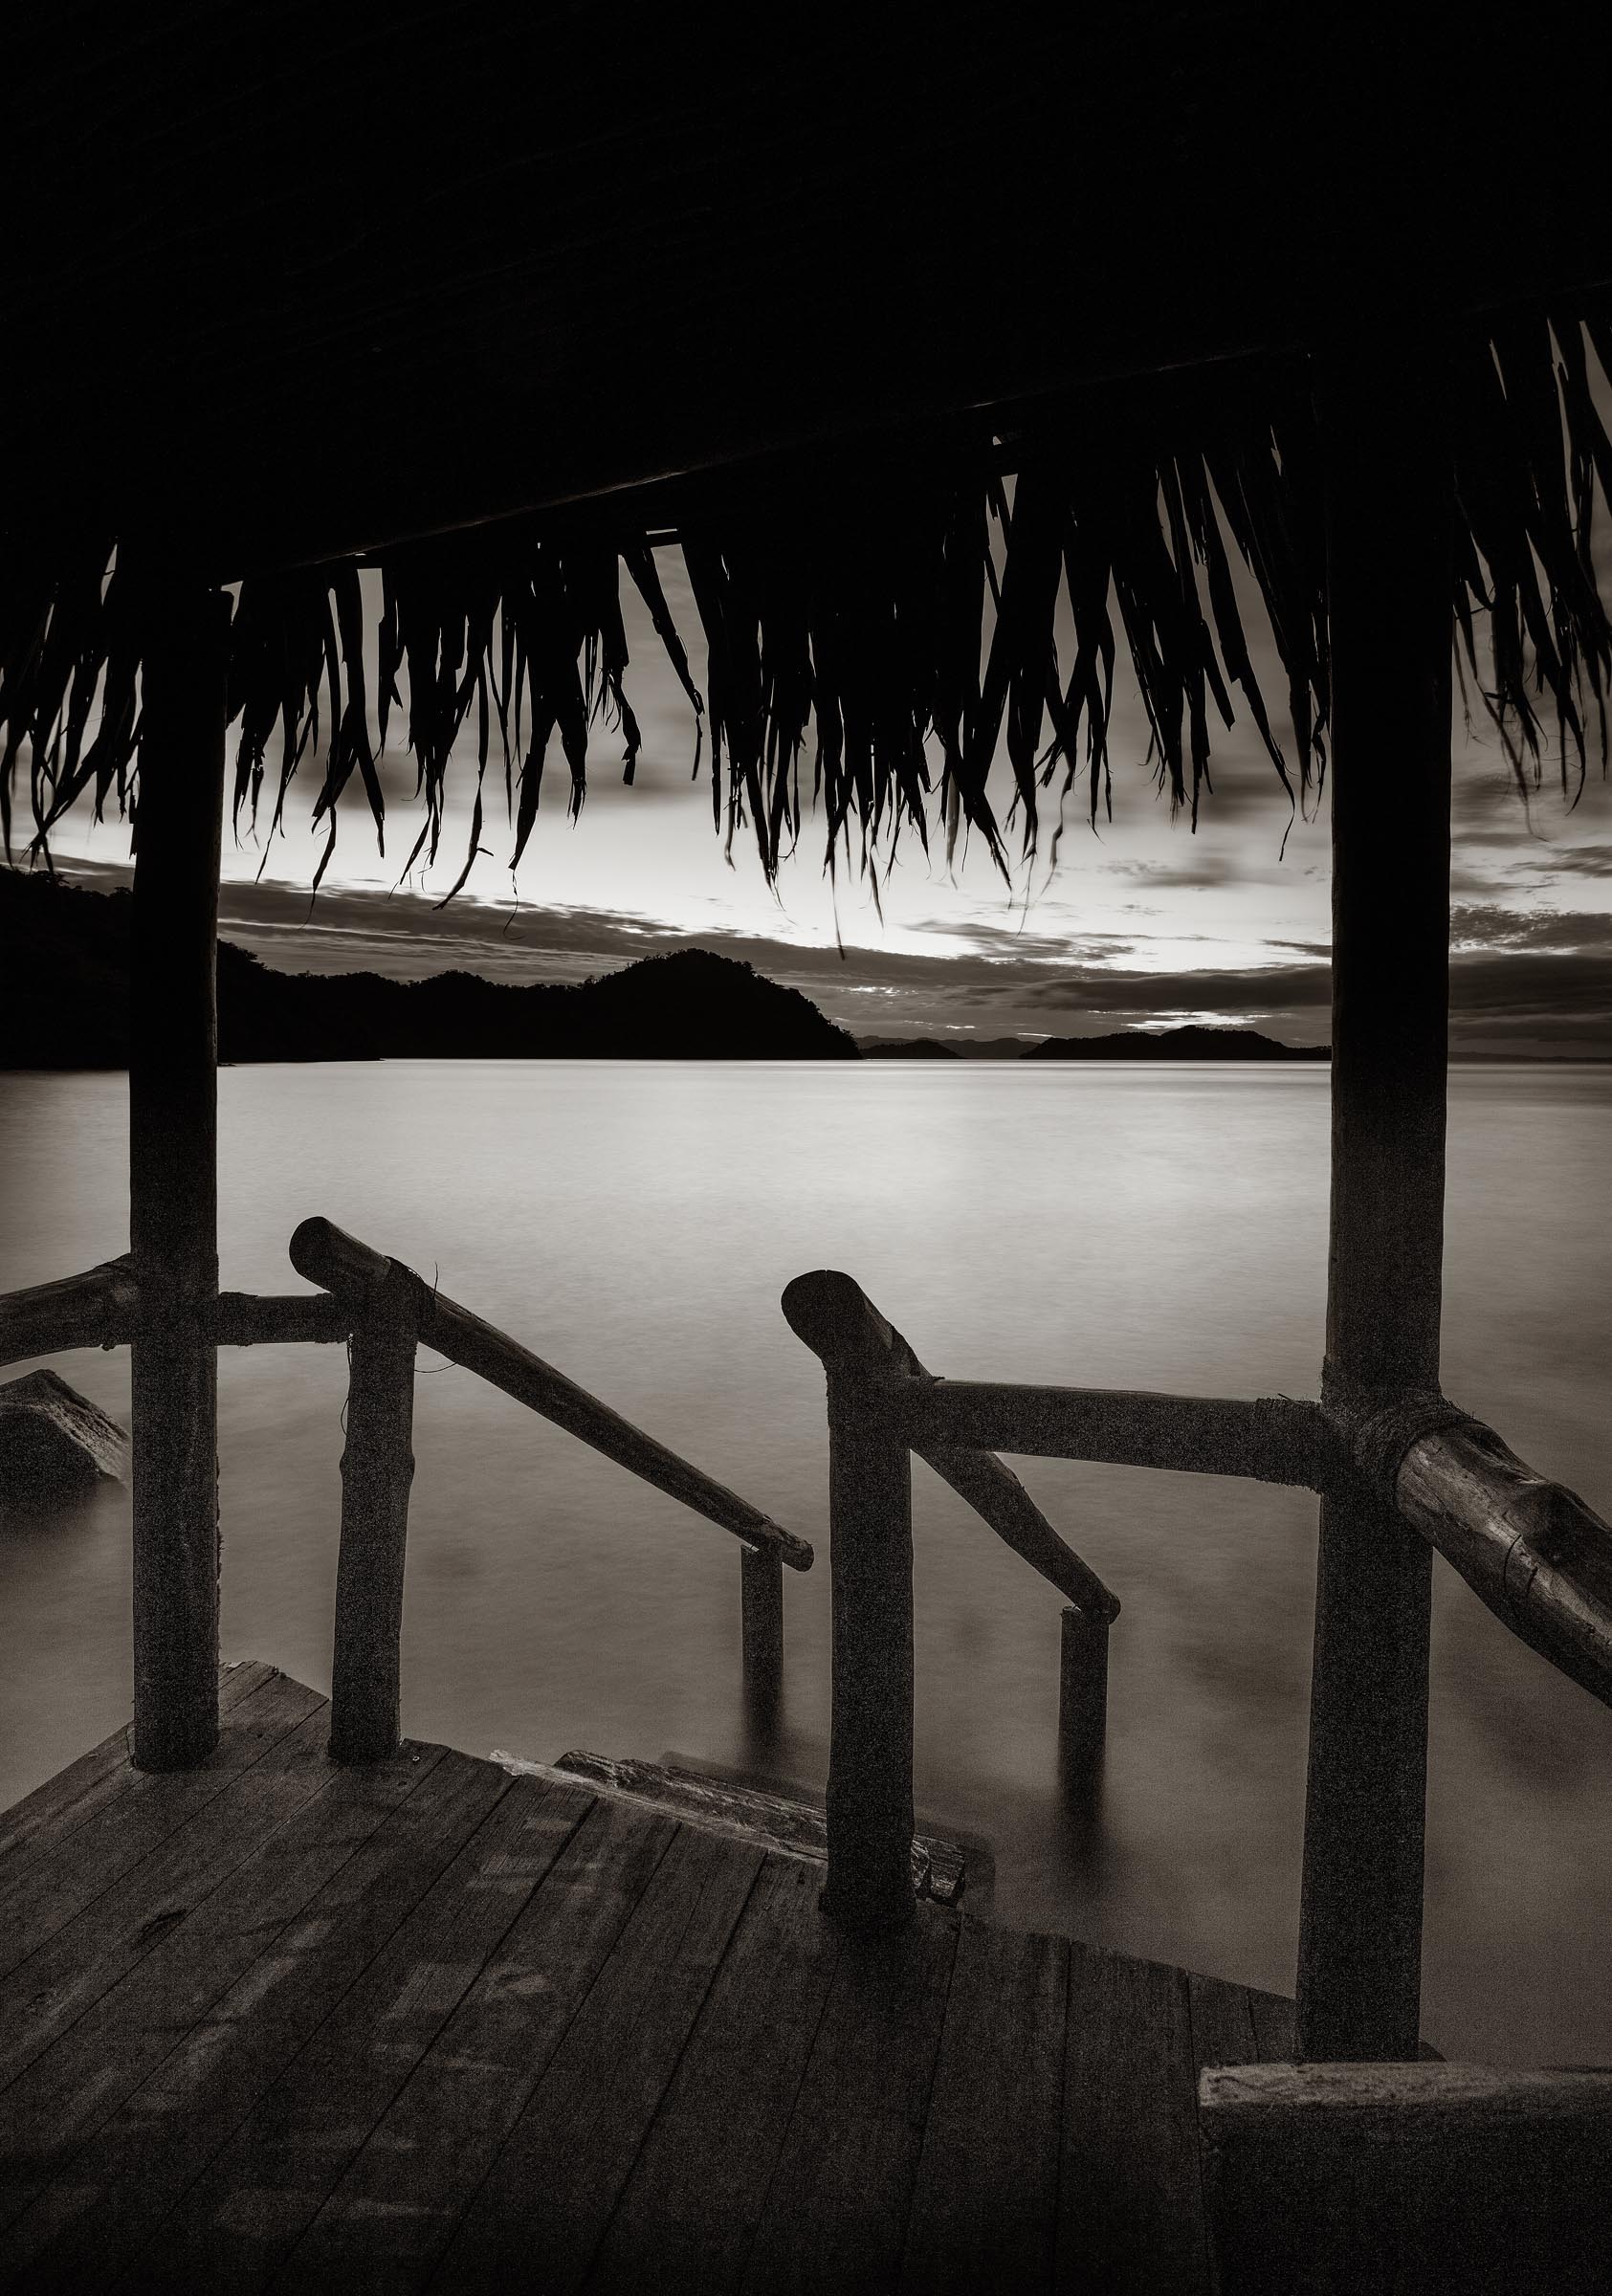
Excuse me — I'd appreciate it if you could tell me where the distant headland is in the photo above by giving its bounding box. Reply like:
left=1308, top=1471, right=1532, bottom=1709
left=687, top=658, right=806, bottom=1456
left=859, top=1027, right=1329, bottom=1060
left=1023, top=1026, right=1329, bottom=1062
left=0, top=870, right=859, bottom=1065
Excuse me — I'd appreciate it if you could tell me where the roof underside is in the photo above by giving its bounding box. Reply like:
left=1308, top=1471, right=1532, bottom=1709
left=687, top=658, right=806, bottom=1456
left=4, top=5, right=1612, bottom=882
left=9, top=3, right=1608, bottom=567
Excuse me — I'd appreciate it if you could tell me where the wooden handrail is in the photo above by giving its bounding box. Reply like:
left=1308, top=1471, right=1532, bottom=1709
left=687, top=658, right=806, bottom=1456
left=0, top=1265, right=348, bottom=1364
left=290, top=1216, right=811, bottom=1572
left=0, top=1258, right=140, bottom=1369
left=215, top=1292, right=349, bottom=1347
left=891, top=1377, right=1331, bottom=1490
left=782, top=1269, right=1119, bottom=1620
left=1328, top=1388, right=1612, bottom=1712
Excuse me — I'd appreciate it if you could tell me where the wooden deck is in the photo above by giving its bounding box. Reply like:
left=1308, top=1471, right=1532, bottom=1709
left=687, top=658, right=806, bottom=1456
left=0, top=1663, right=1300, bottom=2295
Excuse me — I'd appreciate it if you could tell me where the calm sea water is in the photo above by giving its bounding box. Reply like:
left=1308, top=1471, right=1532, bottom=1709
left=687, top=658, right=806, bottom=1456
left=2, top=1060, right=1608, bottom=2064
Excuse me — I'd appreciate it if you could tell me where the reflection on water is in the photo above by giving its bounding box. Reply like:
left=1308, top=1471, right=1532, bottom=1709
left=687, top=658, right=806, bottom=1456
left=1, top=1060, right=1609, bottom=2064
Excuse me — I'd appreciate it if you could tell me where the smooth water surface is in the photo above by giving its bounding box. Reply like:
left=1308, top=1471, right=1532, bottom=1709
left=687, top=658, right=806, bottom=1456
left=2, top=1060, right=1608, bottom=2063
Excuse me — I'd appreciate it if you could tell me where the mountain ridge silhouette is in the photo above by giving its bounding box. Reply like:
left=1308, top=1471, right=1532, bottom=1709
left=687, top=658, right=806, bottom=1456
left=1, top=870, right=860, bottom=1065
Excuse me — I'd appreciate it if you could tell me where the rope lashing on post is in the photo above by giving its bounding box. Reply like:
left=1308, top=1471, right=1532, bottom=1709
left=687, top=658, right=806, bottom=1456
left=1320, top=1365, right=1473, bottom=1493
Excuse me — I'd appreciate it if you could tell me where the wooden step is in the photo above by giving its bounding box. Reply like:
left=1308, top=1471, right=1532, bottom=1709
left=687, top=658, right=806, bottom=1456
left=491, top=1747, right=971, bottom=1905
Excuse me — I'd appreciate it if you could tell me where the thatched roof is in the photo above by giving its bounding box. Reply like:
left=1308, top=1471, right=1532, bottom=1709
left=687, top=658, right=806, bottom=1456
left=4, top=8, right=1611, bottom=887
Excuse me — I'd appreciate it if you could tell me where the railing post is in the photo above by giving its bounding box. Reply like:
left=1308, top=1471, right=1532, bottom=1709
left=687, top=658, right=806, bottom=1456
left=1058, top=1602, right=1109, bottom=1783
left=740, top=1543, right=784, bottom=1723
left=329, top=1265, right=418, bottom=1762
left=783, top=1272, right=916, bottom=1932
left=1296, top=334, right=1451, bottom=2061
left=824, top=1375, right=915, bottom=1930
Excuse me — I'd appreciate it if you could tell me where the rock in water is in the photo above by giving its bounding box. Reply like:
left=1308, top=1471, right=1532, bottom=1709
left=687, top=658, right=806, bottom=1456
left=0, top=1369, right=129, bottom=1503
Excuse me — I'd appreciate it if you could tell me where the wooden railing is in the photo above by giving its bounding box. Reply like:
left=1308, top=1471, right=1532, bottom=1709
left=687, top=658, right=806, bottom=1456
left=0, top=1257, right=347, bottom=1362
left=12, top=1243, right=1611, bottom=2063
left=784, top=1266, right=1612, bottom=2056
left=781, top=1269, right=1120, bottom=1931
left=0, top=1226, right=811, bottom=1765
left=287, top=1218, right=810, bottom=1757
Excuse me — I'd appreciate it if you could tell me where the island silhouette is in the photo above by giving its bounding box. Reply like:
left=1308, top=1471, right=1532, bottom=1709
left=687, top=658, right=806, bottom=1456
left=5, top=870, right=1329, bottom=1066
left=1024, top=1026, right=1328, bottom=1061
left=1, top=871, right=857, bottom=1064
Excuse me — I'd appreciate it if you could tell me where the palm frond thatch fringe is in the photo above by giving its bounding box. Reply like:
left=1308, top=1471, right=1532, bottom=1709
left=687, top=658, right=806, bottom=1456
left=3, top=324, right=1610, bottom=890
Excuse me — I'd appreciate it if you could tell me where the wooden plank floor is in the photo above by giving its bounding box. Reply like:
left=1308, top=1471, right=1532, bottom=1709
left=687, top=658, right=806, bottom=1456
left=0, top=1666, right=1300, bottom=2295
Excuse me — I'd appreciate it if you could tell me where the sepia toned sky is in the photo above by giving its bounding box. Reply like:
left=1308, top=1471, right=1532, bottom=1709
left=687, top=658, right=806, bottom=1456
left=43, top=547, right=1612, bottom=1054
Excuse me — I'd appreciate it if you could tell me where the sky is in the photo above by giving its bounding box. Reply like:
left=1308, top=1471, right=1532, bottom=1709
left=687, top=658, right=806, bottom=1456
left=38, top=546, right=1612, bottom=1055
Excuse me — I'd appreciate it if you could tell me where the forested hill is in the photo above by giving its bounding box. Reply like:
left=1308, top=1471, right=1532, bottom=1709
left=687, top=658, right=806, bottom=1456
left=1, top=870, right=860, bottom=1065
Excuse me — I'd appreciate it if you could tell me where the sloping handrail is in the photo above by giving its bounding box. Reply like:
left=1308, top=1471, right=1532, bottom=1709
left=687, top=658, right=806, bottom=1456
left=2, top=1231, right=811, bottom=1766
left=291, top=1217, right=810, bottom=1573
left=0, top=1240, right=809, bottom=1577
left=782, top=1269, right=1118, bottom=1621
left=287, top=1216, right=811, bottom=1761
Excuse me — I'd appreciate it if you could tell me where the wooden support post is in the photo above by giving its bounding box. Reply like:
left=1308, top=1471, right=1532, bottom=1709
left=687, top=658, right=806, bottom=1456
left=1295, top=339, right=1453, bottom=2062
left=128, top=582, right=230, bottom=1772
left=1058, top=1603, right=1109, bottom=1782
left=822, top=1377, right=916, bottom=1930
left=740, top=1543, right=784, bottom=1720
left=1297, top=1486, right=1432, bottom=2060
left=328, top=1268, right=419, bottom=1762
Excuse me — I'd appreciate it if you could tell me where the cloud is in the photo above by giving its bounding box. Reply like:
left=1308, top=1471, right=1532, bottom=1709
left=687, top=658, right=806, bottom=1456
left=1018, top=961, right=1333, bottom=1019
left=898, top=912, right=1137, bottom=965
left=1450, top=906, right=1612, bottom=955
left=1005, top=936, right=1612, bottom=1049
left=1098, top=852, right=1243, bottom=890
left=1448, top=948, right=1612, bottom=1019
